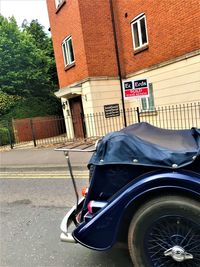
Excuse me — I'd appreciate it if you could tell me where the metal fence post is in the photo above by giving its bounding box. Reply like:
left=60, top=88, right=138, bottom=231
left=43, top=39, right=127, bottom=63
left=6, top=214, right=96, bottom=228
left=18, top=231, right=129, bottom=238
left=136, top=107, right=140, bottom=123
left=6, top=121, right=13, bottom=149
left=80, top=112, right=87, bottom=139
left=30, top=119, right=36, bottom=147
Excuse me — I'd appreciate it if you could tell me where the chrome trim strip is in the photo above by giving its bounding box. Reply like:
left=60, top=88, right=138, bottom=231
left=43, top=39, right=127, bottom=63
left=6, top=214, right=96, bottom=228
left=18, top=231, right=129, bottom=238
left=55, top=147, right=96, bottom=152
left=60, top=197, right=85, bottom=234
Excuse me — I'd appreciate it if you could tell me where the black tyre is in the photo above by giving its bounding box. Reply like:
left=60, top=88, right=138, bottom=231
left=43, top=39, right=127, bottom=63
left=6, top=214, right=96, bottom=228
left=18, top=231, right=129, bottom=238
left=128, top=195, right=200, bottom=267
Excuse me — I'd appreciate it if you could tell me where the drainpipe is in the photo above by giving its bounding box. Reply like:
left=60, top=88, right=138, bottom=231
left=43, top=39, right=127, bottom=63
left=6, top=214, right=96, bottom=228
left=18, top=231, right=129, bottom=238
left=109, top=0, right=127, bottom=127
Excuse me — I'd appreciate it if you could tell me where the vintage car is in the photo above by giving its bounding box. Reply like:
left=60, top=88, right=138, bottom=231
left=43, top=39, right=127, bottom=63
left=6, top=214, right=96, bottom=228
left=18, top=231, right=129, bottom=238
left=56, top=122, right=200, bottom=267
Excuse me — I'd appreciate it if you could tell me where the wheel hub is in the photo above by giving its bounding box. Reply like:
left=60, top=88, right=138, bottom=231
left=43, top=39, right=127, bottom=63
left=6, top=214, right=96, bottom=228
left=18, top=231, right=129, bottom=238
left=164, top=245, right=193, bottom=262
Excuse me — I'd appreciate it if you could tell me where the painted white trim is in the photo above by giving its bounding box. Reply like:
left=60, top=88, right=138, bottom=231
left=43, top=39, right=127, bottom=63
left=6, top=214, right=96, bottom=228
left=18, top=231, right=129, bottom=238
left=130, top=13, right=145, bottom=23
left=131, top=14, right=148, bottom=50
left=61, top=36, right=75, bottom=67
left=55, top=0, right=64, bottom=8
left=55, top=85, right=82, bottom=98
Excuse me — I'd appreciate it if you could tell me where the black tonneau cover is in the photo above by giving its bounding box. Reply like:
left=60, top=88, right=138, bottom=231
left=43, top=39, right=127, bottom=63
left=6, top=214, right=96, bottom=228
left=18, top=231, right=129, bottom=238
left=89, top=123, right=200, bottom=169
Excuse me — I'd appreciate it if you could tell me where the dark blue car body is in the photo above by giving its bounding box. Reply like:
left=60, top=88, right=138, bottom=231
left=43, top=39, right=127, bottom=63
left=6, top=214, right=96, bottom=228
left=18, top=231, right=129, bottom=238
left=59, top=123, right=200, bottom=267
left=74, top=168, right=200, bottom=250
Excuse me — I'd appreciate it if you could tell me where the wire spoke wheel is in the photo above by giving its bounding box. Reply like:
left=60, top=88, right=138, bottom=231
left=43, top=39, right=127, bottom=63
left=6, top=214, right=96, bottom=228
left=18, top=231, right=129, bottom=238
left=128, top=196, right=200, bottom=267
left=145, top=215, right=200, bottom=266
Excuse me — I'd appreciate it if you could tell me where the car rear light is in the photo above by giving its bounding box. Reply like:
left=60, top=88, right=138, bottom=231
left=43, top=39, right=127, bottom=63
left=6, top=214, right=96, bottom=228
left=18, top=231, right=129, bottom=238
left=81, top=187, right=88, bottom=197
left=87, top=200, right=107, bottom=214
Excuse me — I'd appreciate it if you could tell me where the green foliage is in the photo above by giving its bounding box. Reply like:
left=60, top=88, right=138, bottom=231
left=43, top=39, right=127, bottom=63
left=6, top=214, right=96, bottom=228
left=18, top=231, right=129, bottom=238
left=1, top=97, right=62, bottom=122
left=0, top=127, right=9, bottom=145
left=0, top=91, right=22, bottom=115
left=22, top=19, right=50, bottom=51
left=22, top=19, right=59, bottom=91
left=0, top=16, right=52, bottom=97
left=0, top=15, right=61, bottom=126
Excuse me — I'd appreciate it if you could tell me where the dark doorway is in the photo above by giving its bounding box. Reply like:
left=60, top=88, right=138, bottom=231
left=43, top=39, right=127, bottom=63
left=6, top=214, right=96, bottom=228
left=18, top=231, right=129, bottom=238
left=69, top=96, right=85, bottom=138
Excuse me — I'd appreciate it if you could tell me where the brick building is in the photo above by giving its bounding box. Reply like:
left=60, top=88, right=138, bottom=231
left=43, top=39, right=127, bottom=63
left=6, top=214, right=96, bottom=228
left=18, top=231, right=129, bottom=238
left=46, top=0, right=200, bottom=138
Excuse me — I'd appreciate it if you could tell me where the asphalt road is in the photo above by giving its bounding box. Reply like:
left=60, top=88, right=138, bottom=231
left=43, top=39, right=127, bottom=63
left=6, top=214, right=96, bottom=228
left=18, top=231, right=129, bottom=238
left=0, top=178, right=132, bottom=267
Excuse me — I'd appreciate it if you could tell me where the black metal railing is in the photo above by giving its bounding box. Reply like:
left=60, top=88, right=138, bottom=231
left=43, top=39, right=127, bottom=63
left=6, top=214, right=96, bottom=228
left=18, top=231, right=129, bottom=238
left=0, top=102, right=199, bottom=148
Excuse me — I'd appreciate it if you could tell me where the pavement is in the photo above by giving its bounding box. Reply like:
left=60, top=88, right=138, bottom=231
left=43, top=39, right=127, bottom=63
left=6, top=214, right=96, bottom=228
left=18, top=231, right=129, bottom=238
left=0, top=144, right=94, bottom=179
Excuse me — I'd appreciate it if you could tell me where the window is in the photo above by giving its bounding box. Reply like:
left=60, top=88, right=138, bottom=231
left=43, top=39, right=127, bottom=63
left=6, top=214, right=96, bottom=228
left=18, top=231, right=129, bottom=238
left=141, top=83, right=155, bottom=111
left=62, top=36, right=75, bottom=67
left=55, top=0, right=64, bottom=8
left=131, top=14, right=148, bottom=50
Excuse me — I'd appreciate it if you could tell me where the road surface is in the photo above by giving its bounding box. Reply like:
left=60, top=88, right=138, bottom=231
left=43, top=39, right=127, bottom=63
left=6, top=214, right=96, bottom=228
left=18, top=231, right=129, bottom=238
left=0, top=178, right=132, bottom=267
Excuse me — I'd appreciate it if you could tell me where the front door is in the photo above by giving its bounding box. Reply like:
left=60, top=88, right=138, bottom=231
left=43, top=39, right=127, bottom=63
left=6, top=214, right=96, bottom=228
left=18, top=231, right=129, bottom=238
left=69, top=96, right=85, bottom=138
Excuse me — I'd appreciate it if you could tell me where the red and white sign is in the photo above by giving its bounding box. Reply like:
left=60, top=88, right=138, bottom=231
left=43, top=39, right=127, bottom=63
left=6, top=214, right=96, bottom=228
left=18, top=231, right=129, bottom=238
left=123, top=78, right=149, bottom=99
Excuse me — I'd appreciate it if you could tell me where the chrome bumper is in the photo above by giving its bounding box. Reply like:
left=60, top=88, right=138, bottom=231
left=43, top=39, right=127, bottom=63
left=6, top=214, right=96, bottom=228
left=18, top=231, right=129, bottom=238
left=60, top=197, right=85, bottom=243
left=60, top=232, right=76, bottom=243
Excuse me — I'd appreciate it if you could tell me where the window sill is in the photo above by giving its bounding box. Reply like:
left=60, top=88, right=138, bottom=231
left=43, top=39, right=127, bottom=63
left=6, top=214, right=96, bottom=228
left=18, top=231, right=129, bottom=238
left=64, top=62, right=75, bottom=71
left=134, top=44, right=149, bottom=55
left=139, top=110, right=157, bottom=117
left=55, top=0, right=66, bottom=14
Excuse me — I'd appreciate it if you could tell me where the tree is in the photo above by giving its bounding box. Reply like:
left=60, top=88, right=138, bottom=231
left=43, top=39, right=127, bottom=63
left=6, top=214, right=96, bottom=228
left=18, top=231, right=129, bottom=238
left=0, top=16, right=51, bottom=97
left=22, top=19, right=59, bottom=86
left=22, top=19, right=50, bottom=51
left=0, top=15, right=61, bottom=118
left=0, top=91, right=22, bottom=116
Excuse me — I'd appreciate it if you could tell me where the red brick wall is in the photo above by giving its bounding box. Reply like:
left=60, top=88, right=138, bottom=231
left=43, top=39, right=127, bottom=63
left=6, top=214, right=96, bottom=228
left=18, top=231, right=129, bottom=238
left=78, top=0, right=118, bottom=77
left=46, top=0, right=89, bottom=88
left=46, top=0, right=119, bottom=88
left=114, top=0, right=200, bottom=75
left=46, top=0, right=200, bottom=87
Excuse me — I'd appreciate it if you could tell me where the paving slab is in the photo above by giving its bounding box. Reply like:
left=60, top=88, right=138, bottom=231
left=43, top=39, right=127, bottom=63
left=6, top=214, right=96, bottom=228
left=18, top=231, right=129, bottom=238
left=0, top=147, right=93, bottom=166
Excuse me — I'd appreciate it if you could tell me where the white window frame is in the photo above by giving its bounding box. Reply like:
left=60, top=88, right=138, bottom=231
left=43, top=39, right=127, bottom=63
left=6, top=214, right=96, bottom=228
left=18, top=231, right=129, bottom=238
left=131, top=13, right=148, bottom=50
left=141, top=83, right=155, bottom=111
left=55, top=0, right=64, bottom=8
left=62, top=36, right=75, bottom=67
